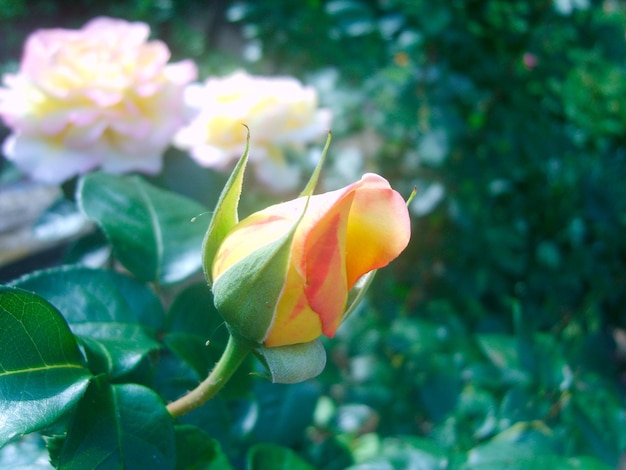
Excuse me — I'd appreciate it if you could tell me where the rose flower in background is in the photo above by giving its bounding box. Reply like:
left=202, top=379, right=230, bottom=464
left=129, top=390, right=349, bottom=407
left=173, top=71, right=332, bottom=192
left=0, top=17, right=197, bottom=184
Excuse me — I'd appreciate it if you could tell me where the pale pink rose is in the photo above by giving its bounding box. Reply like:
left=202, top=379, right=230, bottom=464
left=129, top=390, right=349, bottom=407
left=173, top=71, right=332, bottom=192
left=0, top=17, right=197, bottom=184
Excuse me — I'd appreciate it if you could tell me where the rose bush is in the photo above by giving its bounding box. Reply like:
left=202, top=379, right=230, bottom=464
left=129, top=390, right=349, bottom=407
left=0, top=17, right=197, bottom=184
left=173, top=71, right=332, bottom=192
left=211, top=172, right=411, bottom=347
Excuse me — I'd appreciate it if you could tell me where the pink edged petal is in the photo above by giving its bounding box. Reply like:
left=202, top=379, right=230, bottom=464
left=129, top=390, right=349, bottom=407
left=300, top=192, right=354, bottom=338
left=344, top=173, right=411, bottom=287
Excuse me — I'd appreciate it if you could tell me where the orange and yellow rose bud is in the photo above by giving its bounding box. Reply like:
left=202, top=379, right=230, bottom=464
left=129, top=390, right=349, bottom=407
left=202, top=135, right=410, bottom=381
left=211, top=173, right=410, bottom=348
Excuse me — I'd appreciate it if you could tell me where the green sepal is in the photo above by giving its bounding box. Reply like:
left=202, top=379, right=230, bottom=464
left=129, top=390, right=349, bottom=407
left=213, top=183, right=313, bottom=345
left=212, top=230, right=296, bottom=344
left=299, top=131, right=332, bottom=198
left=202, top=130, right=250, bottom=286
left=254, top=339, right=327, bottom=384
left=343, top=270, right=377, bottom=321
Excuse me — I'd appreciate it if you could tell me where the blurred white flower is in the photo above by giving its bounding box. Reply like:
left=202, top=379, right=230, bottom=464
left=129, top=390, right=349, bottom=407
left=173, top=71, right=332, bottom=192
left=0, top=17, right=197, bottom=184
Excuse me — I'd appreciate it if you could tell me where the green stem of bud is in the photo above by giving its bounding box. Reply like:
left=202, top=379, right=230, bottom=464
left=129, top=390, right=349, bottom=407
left=166, top=334, right=252, bottom=418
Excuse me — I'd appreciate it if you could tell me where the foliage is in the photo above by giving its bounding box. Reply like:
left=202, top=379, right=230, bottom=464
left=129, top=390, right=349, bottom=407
left=0, top=174, right=322, bottom=468
left=224, top=0, right=626, bottom=467
left=1, top=0, right=626, bottom=469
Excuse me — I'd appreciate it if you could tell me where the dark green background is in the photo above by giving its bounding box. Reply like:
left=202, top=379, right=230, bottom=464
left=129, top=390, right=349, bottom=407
left=1, top=1, right=625, bottom=468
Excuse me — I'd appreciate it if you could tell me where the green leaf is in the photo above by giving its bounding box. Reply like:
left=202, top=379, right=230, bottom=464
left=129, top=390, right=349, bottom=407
left=202, top=133, right=250, bottom=286
left=0, top=287, right=91, bottom=448
left=254, top=340, right=327, bottom=383
left=163, top=283, right=229, bottom=379
left=58, top=376, right=175, bottom=469
left=62, top=228, right=110, bottom=266
left=162, top=284, right=254, bottom=401
left=77, top=172, right=208, bottom=284
left=212, top=231, right=296, bottom=344
left=247, top=443, right=315, bottom=470
left=11, top=266, right=163, bottom=378
left=166, top=283, right=222, bottom=337
left=174, top=425, right=234, bottom=470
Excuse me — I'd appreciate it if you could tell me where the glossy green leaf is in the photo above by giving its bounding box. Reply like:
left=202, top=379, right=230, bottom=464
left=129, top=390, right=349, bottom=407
left=163, top=283, right=254, bottom=399
left=0, top=287, right=91, bottom=448
left=78, top=171, right=208, bottom=284
left=11, top=266, right=163, bottom=378
left=58, top=376, right=175, bottom=469
left=247, top=443, right=315, bottom=470
left=174, top=425, right=234, bottom=470
left=163, top=283, right=228, bottom=378
left=202, top=133, right=249, bottom=286
left=62, top=228, right=110, bottom=267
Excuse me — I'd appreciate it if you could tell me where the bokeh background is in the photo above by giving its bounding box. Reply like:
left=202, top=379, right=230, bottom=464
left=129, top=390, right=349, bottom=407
left=1, top=1, right=625, bottom=468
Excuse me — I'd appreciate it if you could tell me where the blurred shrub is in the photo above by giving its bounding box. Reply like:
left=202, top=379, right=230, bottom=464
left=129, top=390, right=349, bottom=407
left=228, top=0, right=626, bottom=331
left=227, top=0, right=626, bottom=467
